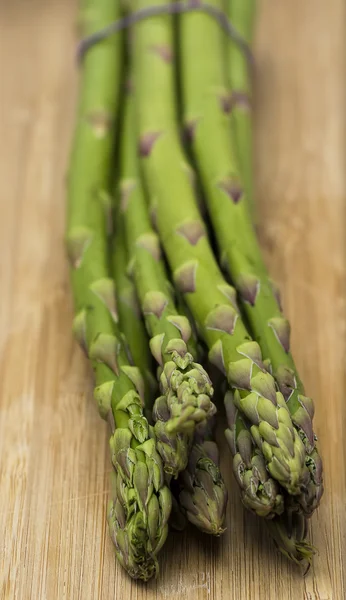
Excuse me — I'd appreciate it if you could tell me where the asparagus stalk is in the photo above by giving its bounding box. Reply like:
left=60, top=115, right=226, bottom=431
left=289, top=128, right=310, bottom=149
left=266, top=505, right=315, bottom=566
left=178, top=423, right=228, bottom=535
left=112, top=210, right=158, bottom=415
left=175, top=291, right=206, bottom=364
left=112, top=219, right=188, bottom=531
left=66, top=0, right=171, bottom=580
left=119, top=85, right=216, bottom=477
left=112, top=225, right=186, bottom=534
left=178, top=0, right=323, bottom=516
left=132, top=0, right=306, bottom=496
left=224, top=391, right=284, bottom=518
left=224, top=394, right=313, bottom=562
left=228, top=0, right=256, bottom=217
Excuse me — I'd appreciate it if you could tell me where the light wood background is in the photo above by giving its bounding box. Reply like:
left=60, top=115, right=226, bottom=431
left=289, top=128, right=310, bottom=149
left=1, top=1, right=345, bottom=599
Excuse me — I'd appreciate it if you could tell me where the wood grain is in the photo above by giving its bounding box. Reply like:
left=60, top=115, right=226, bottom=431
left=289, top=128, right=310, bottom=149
left=1, top=1, right=345, bottom=598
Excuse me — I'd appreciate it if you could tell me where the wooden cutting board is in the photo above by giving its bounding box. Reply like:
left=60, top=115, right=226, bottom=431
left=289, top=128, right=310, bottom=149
left=1, top=1, right=345, bottom=598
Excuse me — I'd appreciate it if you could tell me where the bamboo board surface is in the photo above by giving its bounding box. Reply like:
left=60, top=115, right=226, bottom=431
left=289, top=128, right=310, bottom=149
left=1, top=1, right=346, bottom=599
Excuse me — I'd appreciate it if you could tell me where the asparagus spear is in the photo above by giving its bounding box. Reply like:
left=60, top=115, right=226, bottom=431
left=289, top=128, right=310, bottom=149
left=224, top=391, right=284, bottom=518
left=131, top=0, right=306, bottom=496
left=225, top=397, right=313, bottom=563
left=178, top=424, right=228, bottom=535
left=111, top=218, right=188, bottom=532
left=170, top=442, right=227, bottom=536
left=178, top=0, right=323, bottom=516
left=266, top=505, right=315, bottom=566
left=225, top=391, right=313, bottom=562
left=112, top=210, right=158, bottom=416
left=172, top=293, right=228, bottom=534
left=228, top=0, right=256, bottom=217
left=66, top=0, right=171, bottom=580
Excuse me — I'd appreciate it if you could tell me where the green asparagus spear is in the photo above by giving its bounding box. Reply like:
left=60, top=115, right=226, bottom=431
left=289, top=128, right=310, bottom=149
left=224, top=391, right=313, bottom=562
left=178, top=0, right=323, bottom=515
left=66, top=0, right=171, bottom=580
left=178, top=425, right=228, bottom=535
left=111, top=219, right=189, bottom=532
left=228, top=0, right=256, bottom=217
left=132, top=0, right=306, bottom=496
left=266, top=505, right=315, bottom=566
left=112, top=210, right=158, bottom=415
left=224, top=391, right=284, bottom=518
left=224, top=395, right=313, bottom=563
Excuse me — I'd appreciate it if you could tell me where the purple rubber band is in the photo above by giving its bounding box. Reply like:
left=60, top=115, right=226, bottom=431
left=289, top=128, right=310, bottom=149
left=77, top=1, right=254, bottom=66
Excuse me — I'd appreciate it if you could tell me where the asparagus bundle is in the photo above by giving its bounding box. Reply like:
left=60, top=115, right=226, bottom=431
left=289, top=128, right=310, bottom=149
left=132, top=0, right=306, bottom=497
left=178, top=0, right=323, bottom=517
left=66, top=0, right=323, bottom=578
left=66, top=0, right=172, bottom=580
